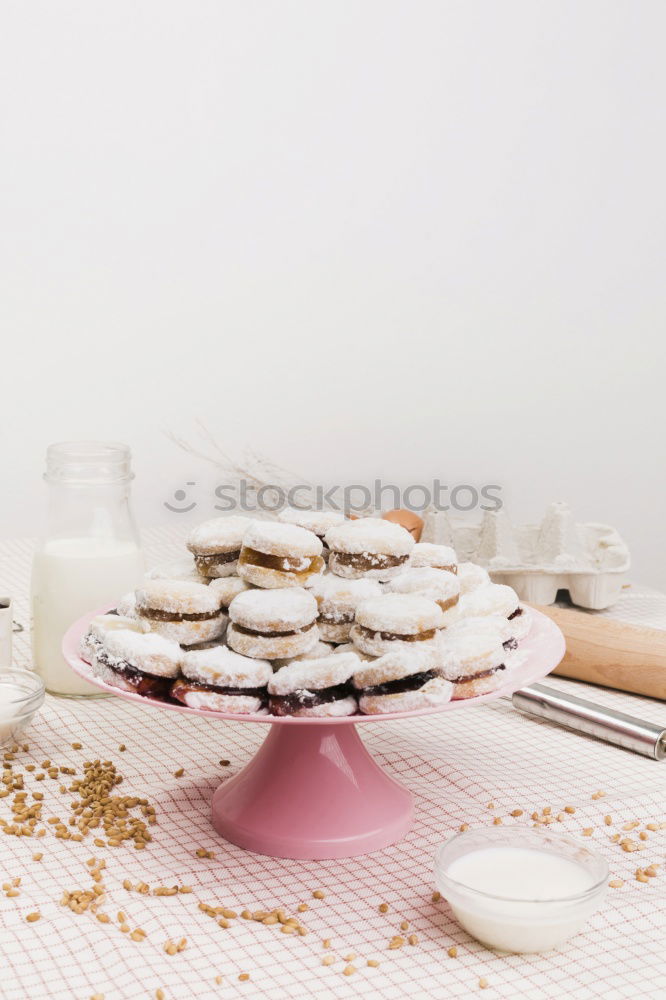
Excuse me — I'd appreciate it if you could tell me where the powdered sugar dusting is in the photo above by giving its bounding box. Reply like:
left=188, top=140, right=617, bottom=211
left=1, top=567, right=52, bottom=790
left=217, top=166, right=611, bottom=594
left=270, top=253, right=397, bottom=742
left=227, top=623, right=320, bottom=661
left=386, top=568, right=460, bottom=602
left=136, top=579, right=221, bottom=614
left=446, top=614, right=514, bottom=644
left=268, top=651, right=360, bottom=695
left=175, top=689, right=267, bottom=715
left=355, top=593, right=445, bottom=633
left=116, top=592, right=138, bottom=617
left=271, top=640, right=335, bottom=668
left=332, top=642, right=375, bottom=662
left=438, top=630, right=506, bottom=679
left=278, top=508, right=346, bottom=535
left=243, top=521, right=322, bottom=557
left=145, top=557, right=203, bottom=583
left=87, top=614, right=149, bottom=642
left=459, top=583, right=520, bottom=619
left=143, top=615, right=227, bottom=645
left=186, top=516, right=252, bottom=553
left=353, top=646, right=440, bottom=689
left=327, top=554, right=406, bottom=582
left=410, top=543, right=458, bottom=569
left=208, top=577, right=252, bottom=606
left=308, top=574, right=382, bottom=612
left=182, top=645, right=272, bottom=687
left=290, top=696, right=357, bottom=717
left=359, top=677, right=453, bottom=714
left=228, top=587, right=317, bottom=631
left=325, top=518, right=415, bottom=556
left=458, top=562, right=491, bottom=594
left=102, top=630, right=182, bottom=678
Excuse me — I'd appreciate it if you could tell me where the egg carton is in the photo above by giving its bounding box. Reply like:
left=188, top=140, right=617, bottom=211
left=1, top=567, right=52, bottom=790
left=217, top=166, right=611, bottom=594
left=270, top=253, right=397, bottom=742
left=420, top=502, right=630, bottom=611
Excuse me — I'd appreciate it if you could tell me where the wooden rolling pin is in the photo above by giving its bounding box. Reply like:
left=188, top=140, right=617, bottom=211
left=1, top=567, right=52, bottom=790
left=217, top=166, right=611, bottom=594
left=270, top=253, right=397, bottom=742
left=532, top=604, right=666, bottom=700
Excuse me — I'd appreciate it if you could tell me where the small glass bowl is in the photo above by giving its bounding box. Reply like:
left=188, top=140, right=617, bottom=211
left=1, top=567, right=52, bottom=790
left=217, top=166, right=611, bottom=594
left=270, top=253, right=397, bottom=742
left=0, top=670, right=46, bottom=748
left=434, top=826, right=608, bottom=953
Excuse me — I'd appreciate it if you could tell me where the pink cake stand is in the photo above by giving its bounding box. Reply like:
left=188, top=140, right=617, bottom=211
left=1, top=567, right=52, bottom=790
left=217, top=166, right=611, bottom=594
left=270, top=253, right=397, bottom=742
left=63, top=609, right=564, bottom=860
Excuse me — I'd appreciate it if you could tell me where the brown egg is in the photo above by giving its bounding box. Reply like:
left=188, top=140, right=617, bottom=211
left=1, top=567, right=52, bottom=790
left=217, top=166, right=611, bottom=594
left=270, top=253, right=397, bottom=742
left=382, top=509, right=424, bottom=542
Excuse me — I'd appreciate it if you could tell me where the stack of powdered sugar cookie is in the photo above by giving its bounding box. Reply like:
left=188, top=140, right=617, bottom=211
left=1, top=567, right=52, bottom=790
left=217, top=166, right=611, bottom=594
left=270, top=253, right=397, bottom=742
left=80, top=510, right=530, bottom=717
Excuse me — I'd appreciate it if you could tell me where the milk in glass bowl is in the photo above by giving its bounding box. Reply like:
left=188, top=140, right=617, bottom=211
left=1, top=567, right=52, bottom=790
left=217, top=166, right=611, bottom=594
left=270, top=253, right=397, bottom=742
left=434, top=826, right=608, bottom=953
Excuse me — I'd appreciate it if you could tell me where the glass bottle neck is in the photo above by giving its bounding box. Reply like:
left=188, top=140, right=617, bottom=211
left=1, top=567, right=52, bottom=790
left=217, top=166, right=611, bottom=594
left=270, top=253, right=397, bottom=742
left=45, top=441, right=133, bottom=486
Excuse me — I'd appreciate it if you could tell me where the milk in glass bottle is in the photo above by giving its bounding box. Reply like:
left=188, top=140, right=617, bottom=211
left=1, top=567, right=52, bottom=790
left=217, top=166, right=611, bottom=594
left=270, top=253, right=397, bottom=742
left=31, top=442, right=144, bottom=696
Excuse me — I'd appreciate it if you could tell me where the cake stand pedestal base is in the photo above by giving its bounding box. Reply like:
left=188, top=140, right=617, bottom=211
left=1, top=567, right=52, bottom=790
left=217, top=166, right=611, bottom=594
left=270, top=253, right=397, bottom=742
left=211, top=722, right=413, bottom=860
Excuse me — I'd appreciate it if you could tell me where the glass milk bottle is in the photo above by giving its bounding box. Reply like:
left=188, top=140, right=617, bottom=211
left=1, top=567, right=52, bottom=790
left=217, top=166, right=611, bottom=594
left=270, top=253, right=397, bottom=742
left=31, top=442, right=144, bottom=697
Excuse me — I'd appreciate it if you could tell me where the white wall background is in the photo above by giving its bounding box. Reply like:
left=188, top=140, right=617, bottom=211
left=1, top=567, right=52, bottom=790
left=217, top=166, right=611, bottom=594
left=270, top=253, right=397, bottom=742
left=1, top=1, right=665, bottom=585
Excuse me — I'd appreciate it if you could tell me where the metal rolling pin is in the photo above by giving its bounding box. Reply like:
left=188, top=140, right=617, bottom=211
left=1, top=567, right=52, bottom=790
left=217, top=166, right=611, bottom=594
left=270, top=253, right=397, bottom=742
left=509, top=684, right=666, bottom=760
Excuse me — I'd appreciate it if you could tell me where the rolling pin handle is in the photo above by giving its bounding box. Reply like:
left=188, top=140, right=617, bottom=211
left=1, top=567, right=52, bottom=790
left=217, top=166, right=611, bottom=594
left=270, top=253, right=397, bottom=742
left=512, top=684, right=666, bottom=760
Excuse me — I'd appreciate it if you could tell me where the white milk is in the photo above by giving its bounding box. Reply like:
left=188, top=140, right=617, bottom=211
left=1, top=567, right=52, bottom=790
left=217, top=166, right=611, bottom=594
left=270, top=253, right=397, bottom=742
left=31, top=537, right=143, bottom=696
left=443, top=846, right=599, bottom=953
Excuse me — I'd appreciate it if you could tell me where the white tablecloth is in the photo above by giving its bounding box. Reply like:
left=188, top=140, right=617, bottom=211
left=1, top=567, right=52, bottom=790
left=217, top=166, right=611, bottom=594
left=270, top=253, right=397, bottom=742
left=1, top=528, right=665, bottom=1000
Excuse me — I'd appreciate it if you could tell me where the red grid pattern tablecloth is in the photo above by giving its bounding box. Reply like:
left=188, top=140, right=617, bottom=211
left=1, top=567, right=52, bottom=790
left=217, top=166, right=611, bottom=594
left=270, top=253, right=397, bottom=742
left=1, top=530, right=665, bottom=1000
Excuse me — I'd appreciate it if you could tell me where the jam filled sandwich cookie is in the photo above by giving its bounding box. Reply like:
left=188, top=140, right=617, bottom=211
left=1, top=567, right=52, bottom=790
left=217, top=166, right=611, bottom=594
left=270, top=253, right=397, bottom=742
left=351, top=593, right=444, bottom=657
left=92, top=630, right=182, bottom=699
left=325, top=518, right=414, bottom=581
left=308, top=575, right=382, bottom=643
left=445, top=614, right=522, bottom=662
left=172, top=646, right=272, bottom=715
left=80, top=614, right=148, bottom=664
left=353, top=648, right=453, bottom=715
left=135, top=580, right=226, bottom=645
left=410, top=543, right=458, bottom=574
left=227, top=588, right=319, bottom=660
left=459, top=583, right=529, bottom=640
left=457, top=562, right=490, bottom=594
left=278, top=508, right=346, bottom=555
left=386, top=568, right=460, bottom=626
left=438, top=631, right=509, bottom=699
left=186, top=516, right=252, bottom=579
left=208, top=576, right=252, bottom=612
left=238, top=522, right=324, bottom=589
left=268, top=652, right=360, bottom=717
